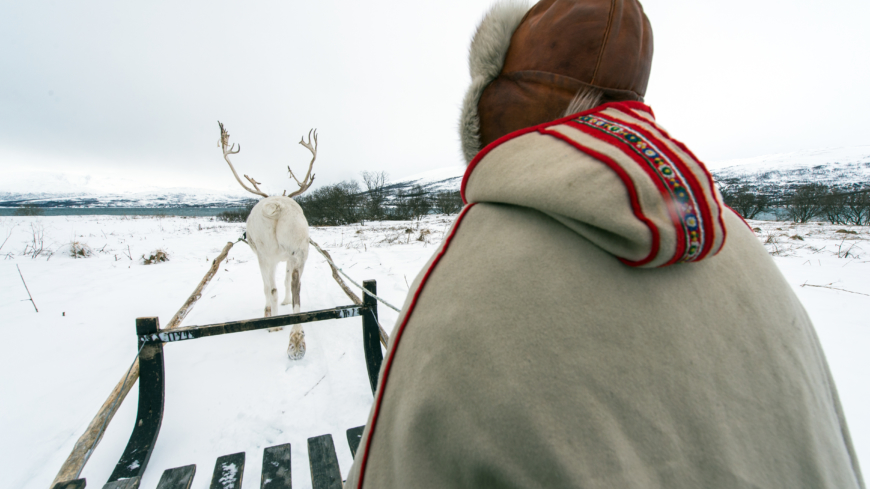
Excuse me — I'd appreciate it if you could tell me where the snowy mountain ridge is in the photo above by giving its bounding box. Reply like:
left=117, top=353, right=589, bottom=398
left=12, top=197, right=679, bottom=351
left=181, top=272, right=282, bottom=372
left=378, top=146, right=870, bottom=198
left=388, top=146, right=870, bottom=198
left=710, top=146, right=870, bottom=192
left=0, top=170, right=256, bottom=208
left=3, top=146, right=869, bottom=208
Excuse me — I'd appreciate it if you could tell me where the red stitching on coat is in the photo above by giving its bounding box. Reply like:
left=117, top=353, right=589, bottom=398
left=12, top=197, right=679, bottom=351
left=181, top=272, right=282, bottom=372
left=538, top=127, right=661, bottom=267
left=619, top=100, right=655, bottom=118
left=563, top=119, right=687, bottom=265
left=603, top=106, right=719, bottom=261
left=666, top=139, right=727, bottom=255
left=608, top=104, right=727, bottom=256
left=356, top=202, right=478, bottom=489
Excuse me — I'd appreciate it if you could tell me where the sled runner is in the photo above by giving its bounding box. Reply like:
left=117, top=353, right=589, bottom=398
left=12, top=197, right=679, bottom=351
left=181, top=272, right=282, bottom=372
left=53, top=280, right=383, bottom=489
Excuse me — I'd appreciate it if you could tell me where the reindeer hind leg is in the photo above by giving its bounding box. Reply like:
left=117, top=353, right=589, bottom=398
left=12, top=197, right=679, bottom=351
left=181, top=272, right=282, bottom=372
left=281, top=260, right=293, bottom=306
left=258, top=258, right=281, bottom=328
left=290, top=268, right=302, bottom=314
left=285, top=265, right=305, bottom=359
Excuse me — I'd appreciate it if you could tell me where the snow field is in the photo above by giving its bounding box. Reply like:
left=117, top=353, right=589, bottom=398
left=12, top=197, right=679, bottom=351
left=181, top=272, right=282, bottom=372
left=747, top=219, right=870, bottom=476
left=0, top=214, right=452, bottom=489
left=0, top=215, right=867, bottom=488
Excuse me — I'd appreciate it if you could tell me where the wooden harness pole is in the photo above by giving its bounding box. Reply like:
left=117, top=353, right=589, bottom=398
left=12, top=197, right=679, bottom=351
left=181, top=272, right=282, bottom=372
left=50, top=241, right=235, bottom=488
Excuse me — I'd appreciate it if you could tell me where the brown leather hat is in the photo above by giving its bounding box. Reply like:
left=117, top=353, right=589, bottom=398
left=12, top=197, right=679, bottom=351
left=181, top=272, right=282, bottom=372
left=460, top=0, right=653, bottom=162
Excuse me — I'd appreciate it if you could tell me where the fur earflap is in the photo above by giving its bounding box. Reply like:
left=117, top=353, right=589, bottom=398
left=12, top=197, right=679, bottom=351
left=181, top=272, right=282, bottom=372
left=459, top=0, right=530, bottom=164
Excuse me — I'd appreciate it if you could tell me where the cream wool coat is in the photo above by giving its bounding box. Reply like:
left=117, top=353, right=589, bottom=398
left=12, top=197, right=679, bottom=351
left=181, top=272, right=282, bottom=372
left=344, top=102, right=865, bottom=489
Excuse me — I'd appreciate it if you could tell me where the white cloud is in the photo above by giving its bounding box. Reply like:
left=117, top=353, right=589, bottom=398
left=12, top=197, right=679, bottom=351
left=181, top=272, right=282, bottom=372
left=2, top=0, right=868, bottom=192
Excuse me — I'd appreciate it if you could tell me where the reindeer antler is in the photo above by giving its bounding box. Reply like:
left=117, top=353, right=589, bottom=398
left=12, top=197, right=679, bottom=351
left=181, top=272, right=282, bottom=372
left=286, top=129, right=318, bottom=198
left=218, top=121, right=269, bottom=198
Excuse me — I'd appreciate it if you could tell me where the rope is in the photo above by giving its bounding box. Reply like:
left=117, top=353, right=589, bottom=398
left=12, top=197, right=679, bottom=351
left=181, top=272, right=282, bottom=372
left=367, top=307, right=387, bottom=339
left=77, top=342, right=145, bottom=479
left=312, top=245, right=402, bottom=313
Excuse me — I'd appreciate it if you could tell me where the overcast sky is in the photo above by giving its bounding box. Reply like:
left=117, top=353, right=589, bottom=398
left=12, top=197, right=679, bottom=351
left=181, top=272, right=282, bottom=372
left=2, top=0, right=869, bottom=195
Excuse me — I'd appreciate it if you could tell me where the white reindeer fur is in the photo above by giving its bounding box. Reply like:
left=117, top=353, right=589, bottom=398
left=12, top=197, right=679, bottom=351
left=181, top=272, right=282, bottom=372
left=459, top=0, right=530, bottom=164
left=246, top=196, right=310, bottom=360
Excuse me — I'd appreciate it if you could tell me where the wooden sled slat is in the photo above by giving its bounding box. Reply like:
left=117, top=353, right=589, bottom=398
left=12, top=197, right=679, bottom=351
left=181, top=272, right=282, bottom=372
left=52, top=480, right=86, bottom=489
left=155, top=464, right=196, bottom=489
left=101, top=479, right=138, bottom=489
left=261, top=443, right=292, bottom=489
left=346, top=426, right=365, bottom=458
left=307, top=435, right=342, bottom=489
left=209, top=452, right=245, bottom=489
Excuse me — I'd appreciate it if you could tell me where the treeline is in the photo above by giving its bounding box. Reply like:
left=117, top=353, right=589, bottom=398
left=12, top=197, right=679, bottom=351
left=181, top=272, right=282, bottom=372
left=12, top=204, right=45, bottom=216
left=720, top=183, right=870, bottom=225
left=218, top=171, right=463, bottom=225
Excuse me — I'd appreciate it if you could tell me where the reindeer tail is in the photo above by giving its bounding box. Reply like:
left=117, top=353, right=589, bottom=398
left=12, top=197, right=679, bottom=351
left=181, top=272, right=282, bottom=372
left=261, top=200, right=285, bottom=220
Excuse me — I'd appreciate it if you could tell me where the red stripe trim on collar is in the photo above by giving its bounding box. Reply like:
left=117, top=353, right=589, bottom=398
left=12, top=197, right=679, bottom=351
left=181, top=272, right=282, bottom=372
left=603, top=106, right=718, bottom=261
left=650, top=130, right=727, bottom=256
left=563, top=119, right=688, bottom=265
left=538, top=127, right=661, bottom=267
left=609, top=104, right=727, bottom=256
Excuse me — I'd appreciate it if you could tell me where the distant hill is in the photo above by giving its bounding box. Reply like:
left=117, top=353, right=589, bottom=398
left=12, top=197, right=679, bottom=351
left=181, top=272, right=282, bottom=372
left=386, top=146, right=870, bottom=201
left=710, top=146, right=870, bottom=200
left=383, top=165, right=465, bottom=195
left=3, top=147, right=868, bottom=209
left=0, top=170, right=255, bottom=209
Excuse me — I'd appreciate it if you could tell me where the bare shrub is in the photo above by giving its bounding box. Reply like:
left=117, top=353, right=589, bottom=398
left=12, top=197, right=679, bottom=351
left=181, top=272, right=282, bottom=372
left=296, top=180, right=364, bottom=225
left=433, top=190, right=463, bottom=215
left=836, top=238, right=862, bottom=259
left=842, top=191, right=870, bottom=225
left=785, top=184, right=826, bottom=223
left=69, top=241, right=93, bottom=258
left=822, top=192, right=849, bottom=225
left=142, top=249, right=170, bottom=265
left=392, top=185, right=431, bottom=221
left=720, top=185, right=768, bottom=219
left=815, top=189, right=869, bottom=225
left=22, top=223, right=48, bottom=259
left=361, top=171, right=389, bottom=220
left=762, top=231, right=783, bottom=256
left=216, top=201, right=257, bottom=223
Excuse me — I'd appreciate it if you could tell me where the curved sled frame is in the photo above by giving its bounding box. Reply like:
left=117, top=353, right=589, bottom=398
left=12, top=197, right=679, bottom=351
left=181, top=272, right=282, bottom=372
left=57, top=280, right=382, bottom=489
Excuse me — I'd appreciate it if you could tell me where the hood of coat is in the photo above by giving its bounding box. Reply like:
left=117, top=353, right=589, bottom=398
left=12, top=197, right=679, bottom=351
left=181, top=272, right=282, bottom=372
left=461, top=101, right=727, bottom=268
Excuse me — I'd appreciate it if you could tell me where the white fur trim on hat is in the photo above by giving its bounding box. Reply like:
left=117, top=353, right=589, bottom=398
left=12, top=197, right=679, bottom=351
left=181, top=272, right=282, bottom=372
left=459, top=0, right=531, bottom=164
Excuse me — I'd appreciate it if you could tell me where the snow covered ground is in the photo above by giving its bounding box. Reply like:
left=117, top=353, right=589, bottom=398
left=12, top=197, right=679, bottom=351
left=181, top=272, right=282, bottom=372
left=1, top=214, right=868, bottom=488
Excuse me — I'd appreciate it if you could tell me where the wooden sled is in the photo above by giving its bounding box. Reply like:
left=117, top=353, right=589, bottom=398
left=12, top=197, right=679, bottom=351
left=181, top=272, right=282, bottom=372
left=53, top=280, right=383, bottom=489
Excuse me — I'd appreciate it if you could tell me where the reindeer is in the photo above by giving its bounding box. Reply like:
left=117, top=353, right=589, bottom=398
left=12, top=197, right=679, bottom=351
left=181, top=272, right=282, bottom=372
left=218, top=121, right=317, bottom=360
